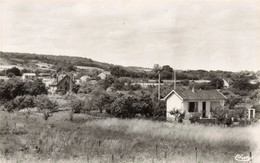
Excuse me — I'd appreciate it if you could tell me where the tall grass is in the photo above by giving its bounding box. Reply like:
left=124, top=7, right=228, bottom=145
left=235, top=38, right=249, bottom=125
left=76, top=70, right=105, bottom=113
left=0, top=111, right=256, bottom=163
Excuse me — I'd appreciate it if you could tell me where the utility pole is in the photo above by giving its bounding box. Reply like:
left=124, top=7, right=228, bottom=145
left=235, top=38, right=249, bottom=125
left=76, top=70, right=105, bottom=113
left=158, top=71, right=161, bottom=100
left=174, top=70, right=176, bottom=90
left=70, top=73, right=72, bottom=92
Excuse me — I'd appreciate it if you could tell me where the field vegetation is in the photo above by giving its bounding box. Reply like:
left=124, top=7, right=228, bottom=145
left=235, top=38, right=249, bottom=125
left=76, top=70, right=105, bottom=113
left=0, top=110, right=256, bottom=163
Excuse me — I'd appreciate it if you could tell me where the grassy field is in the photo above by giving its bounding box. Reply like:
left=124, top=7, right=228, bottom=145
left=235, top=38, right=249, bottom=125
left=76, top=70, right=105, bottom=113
left=0, top=110, right=257, bottom=163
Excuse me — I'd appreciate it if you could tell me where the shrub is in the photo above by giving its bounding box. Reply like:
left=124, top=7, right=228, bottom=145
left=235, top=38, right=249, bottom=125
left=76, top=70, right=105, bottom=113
left=189, top=112, right=201, bottom=123
left=6, top=67, right=21, bottom=76
left=152, top=101, right=166, bottom=121
left=4, top=101, right=15, bottom=114
left=109, top=95, right=136, bottom=118
left=211, top=106, right=229, bottom=124
left=13, top=95, right=35, bottom=110
left=24, top=79, right=47, bottom=96
left=169, top=109, right=185, bottom=123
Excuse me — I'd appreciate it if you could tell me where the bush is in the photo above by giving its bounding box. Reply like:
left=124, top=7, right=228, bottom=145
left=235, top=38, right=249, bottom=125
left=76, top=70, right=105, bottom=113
left=13, top=95, right=35, bottom=110
left=0, top=78, right=47, bottom=101
left=169, top=109, right=185, bottom=123
left=109, top=95, right=136, bottom=118
left=24, top=79, right=47, bottom=96
left=189, top=113, right=201, bottom=123
left=4, top=101, right=15, bottom=114
left=6, top=67, right=21, bottom=76
left=211, top=107, right=229, bottom=124
left=152, top=101, right=166, bottom=121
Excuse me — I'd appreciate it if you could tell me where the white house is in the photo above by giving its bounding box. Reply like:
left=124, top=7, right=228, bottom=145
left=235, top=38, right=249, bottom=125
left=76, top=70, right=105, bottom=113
left=98, top=71, right=111, bottom=80
left=163, top=89, right=227, bottom=122
left=38, top=73, right=52, bottom=79
left=22, top=73, right=37, bottom=81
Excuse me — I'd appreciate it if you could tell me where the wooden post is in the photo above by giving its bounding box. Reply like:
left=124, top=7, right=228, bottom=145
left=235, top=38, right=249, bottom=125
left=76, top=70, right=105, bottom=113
left=132, top=156, right=135, bottom=163
left=195, top=147, right=198, bottom=163
left=250, top=151, right=252, bottom=163
left=111, top=154, right=114, bottom=162
left=156, top=145, right=158, bottom=158
left=98, top=140, right=101, bottom=147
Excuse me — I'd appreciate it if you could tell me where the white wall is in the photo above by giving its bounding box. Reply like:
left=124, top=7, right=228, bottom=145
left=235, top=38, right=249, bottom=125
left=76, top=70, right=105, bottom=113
left=166, top=93, right=183, bottom=122
left=183, top=100, right=224, bottom=118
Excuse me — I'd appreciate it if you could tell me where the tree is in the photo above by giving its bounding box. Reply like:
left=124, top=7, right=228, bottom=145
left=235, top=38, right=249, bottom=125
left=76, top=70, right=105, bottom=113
left=1, top=78, right=25, bottom=100
left=7, top=72, right=15, bottom=78
left=210, top=78, right=224, bottom=89
left=211, top=106, right=229, bottom=124
left=152, top=64, right=161, bottom=73
left=66, top=65, right=76, bottom=72
left=133, top=93, right=153, bottom=117
left=110, top=66, right=126, bottom=78
left=100, top=76, right=115, bottom=90
left=6, top=67, right=21, bottom=76
left=35, top=95, right=58, bottom=120
left=109, top=95, right=136, bottom=118
left=92, top=89, right=107, bottom=113
left=152, top=100, right=166, bottom=121
left=69, top=96, right=85, bottom=121
left=233, top=78, right=258, bottom=91
left=24, top=79, right=47, bottom=96
left=160, top=65, right=173, bottom=79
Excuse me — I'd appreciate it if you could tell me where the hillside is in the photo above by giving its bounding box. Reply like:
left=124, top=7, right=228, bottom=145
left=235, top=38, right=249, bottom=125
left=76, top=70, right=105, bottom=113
left=0, top=51, right=112, bottom=71
left=0, top=51, right=151, bottom=73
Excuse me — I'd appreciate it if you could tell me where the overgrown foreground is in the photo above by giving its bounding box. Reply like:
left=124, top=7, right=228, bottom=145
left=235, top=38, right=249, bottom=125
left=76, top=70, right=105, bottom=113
left=0, top=111, right=256, bottom=163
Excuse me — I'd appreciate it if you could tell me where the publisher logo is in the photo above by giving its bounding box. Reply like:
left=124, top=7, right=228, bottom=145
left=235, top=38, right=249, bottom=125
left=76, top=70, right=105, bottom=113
left=235, top=154, right=252, bottom=162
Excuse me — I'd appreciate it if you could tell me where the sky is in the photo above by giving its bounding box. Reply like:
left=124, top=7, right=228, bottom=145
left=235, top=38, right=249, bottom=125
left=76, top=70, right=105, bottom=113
left=1, top=0, right=260, bottom=71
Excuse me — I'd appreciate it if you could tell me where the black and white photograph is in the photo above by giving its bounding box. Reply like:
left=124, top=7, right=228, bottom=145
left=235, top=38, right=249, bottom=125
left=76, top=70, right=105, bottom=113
left=0, top=0, right=260, bottom=162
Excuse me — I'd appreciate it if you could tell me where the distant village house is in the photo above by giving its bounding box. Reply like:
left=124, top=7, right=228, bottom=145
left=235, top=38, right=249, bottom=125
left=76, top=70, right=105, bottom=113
left=49, top=74, right=75, bottom=95
left=98, top=71, right=111, bottom=80
left=22, top=73, right=37, bottom=81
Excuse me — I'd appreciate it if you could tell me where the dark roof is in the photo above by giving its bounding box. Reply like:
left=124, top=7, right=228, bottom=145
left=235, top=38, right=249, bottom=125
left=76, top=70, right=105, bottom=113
left=49, top=74, right=72, bottom=86
left=163, top=89, right=227, bottom=101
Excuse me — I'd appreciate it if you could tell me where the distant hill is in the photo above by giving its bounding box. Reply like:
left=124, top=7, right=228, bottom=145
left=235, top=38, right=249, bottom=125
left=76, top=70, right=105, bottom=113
left=1, top=51, right=257, bottom=81
left=0, top=51, right=113, bottom=70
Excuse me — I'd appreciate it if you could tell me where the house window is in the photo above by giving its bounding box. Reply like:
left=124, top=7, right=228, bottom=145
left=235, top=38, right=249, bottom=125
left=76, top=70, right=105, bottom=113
left=189, top=102, right=198, bottom=112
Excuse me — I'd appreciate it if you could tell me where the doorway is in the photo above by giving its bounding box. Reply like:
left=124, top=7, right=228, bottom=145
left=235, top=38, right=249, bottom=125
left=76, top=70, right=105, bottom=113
left=202, top=102, right=206, bottom=118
